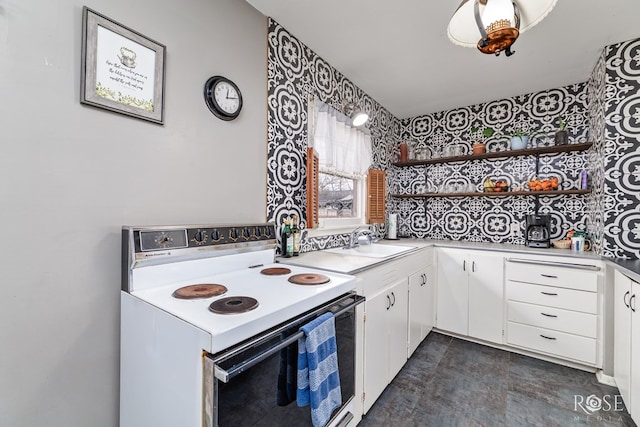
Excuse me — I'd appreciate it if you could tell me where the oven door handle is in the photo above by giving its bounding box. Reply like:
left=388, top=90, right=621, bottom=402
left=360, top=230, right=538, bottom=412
left=214, top=332, right=300, bottom=383
left=213, top=296, right=365, bottom=383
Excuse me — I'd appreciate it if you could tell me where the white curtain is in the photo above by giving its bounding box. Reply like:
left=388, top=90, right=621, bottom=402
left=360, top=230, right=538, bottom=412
left=312, top=100, right=372, bottom=179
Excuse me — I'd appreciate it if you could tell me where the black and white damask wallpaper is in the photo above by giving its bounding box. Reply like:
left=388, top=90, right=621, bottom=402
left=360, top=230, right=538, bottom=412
left=587, top=50, right=607, bottom=256
left=599, top=38, right=640, bottom=259
left=393, top=83, right=591, bottom=243
left=266, top=19, right=400, bottom=252
left=266, top=18, right=639, bottom=258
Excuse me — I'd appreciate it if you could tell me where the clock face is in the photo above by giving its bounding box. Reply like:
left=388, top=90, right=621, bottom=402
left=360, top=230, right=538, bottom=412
left=214, top=81, right=241, bottom=115
left=204, top=76, right=243, bottom=120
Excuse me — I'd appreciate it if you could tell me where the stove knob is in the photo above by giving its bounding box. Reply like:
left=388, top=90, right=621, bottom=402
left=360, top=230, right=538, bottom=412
left=230, top=228, right=238, bottom=240
left=193, top=230, right=207, bottom=244
left=265, top=227, right=273, bottom=238
left=255, top=227, right=263, bottom=238
left=242, top=227, right=251, bottom=240
left=155, top=232, right=172, bottom=247
left=211, top=230, right=220, bottom=241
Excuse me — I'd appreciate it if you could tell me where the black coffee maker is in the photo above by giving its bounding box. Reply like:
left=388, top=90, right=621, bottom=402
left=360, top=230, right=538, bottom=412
left=525, top=214, right=551, bottom=248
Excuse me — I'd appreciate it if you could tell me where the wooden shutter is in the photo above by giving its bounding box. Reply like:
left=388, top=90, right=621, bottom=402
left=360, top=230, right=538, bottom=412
left=306, top=147, right=320, bottom=229
left=367, top=169, right=386, bottom=224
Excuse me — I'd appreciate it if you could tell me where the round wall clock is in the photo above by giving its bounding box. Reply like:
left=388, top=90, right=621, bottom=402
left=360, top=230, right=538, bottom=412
left=204, top=76, right=243, bottom=121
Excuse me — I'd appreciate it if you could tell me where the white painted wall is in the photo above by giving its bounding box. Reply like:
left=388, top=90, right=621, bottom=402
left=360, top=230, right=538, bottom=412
left=0, top=0, right=267, bottom=425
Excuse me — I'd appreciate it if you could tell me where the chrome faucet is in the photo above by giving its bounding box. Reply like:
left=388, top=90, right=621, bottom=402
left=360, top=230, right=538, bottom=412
left=347, top=226, right=374, bottom=249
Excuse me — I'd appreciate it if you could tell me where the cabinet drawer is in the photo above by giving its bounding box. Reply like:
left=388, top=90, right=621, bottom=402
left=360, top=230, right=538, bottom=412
left=507, top=281, right=597, bottom=314
left=505, top=260, right=598, bottom=292
left=420, top=247, right=434, bottom=267
left=507, top=300, right=597, bottom=338
left=359, top=263, right=405, bottom=297
left=507, top=321, right=597, bottom=365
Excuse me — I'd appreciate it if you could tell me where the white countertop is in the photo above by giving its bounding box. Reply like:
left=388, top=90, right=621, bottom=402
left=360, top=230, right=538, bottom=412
left=279, top=240, right=426, bottom=274
left=608, top=258, right=640, bottom=283
left=280, top=238, right=601, bottom=274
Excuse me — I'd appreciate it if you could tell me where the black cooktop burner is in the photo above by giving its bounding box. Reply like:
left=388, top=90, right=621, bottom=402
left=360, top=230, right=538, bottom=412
left=209, top=296, right=259, bottom=314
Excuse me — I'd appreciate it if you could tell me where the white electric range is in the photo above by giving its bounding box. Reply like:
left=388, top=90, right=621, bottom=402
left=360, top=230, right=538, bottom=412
left=120, top=223, right=361, bottom=427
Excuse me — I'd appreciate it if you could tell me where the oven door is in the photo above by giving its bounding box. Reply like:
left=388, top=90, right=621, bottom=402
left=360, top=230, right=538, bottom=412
left=203, top=293, right=364, bottom=427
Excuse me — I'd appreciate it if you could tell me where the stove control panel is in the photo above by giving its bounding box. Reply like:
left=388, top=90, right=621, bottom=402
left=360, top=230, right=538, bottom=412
left=131, top=224, right=276, bottom=253
left=122, top=223, right=277, bottom=292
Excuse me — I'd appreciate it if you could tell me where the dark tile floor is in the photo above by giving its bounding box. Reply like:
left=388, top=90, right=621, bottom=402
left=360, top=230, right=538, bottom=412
left=360, top=332, right=637, bottom=427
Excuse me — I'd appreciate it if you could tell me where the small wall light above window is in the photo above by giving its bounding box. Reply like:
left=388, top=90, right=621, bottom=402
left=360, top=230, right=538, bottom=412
left=342, top=101, right=369, bottom=127
left=447, top=0, right=557, bottom=57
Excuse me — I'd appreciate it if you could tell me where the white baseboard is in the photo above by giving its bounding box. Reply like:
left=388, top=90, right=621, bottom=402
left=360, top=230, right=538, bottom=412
left=595, top=370, right=617, bottom=387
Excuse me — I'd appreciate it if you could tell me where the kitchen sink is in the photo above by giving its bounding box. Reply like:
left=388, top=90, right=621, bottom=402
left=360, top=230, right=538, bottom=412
left=324, top=243, right=416, bottom=258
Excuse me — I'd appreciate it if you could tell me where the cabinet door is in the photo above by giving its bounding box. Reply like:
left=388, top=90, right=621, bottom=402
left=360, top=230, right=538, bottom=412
left=408, top=269, right=425, bottom=357
left=362, top=288, right=390, bottom=414
left=614, top=270, right=632, bottom=407
left=437, top=248, right=468, bottom=335
left=631, top=280, right=640, bottom=419
left=468, top=252, right=504, bottom=343
left=388, top=279, right=409, bottom=381
left=408, top=265, right=436, bottom=357
left=423, top=264, right=435, bottom=340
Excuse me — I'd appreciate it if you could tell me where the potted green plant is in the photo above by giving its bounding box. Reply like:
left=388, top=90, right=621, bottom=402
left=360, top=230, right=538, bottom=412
left=504, top=128, right=536, bottom=150
left=470, top=126, right=494, bottom=154
left=555, top=116, right=568, bottom=145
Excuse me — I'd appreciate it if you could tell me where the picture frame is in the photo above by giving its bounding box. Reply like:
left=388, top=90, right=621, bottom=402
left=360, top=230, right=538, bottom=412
left=80, top=7, right=166, bottom=124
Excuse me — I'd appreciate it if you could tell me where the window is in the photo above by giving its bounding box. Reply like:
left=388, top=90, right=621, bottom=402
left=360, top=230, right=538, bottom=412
left=307, top=146, right=386, bottom=231
left=317, top=171, right=365, bottom=229
left=308, top=99, right=372, bottom=230
left=319, top=172, right=358, bottom=218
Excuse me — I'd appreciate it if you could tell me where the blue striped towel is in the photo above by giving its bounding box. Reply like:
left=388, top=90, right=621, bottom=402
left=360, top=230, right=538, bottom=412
left=297, top=312, right=342, bottom=427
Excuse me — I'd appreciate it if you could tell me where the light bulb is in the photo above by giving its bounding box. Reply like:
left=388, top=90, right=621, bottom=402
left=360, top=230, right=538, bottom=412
left=352, top=111, right=369, bottom=127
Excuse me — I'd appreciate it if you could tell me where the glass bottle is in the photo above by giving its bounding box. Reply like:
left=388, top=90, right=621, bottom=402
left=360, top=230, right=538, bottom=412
left=291, top=214, right=301, bottom=256
left=281, top=219, right=292, bottom=258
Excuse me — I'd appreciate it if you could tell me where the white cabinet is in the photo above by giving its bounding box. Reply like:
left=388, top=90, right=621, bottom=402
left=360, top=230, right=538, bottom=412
left=436, top=248, right=504, bottom=343
left=468, top=252, right=505, bottom=343
left=505, top=257, right=602, bottom=367
left=357, top=248, right=431, bottom=414
left=614, top=270, right=640, bottom=425
left=436, top=248, right=468, bottom=335
left=362, top=278, right=407, bottom=413
left=387, top=280, right=410, bottom=381
left=408, top=264, right=435, bottom=356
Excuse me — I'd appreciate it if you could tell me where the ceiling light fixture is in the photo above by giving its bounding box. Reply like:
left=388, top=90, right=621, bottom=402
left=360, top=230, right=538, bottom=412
left=447, top=0, right=557, bottom=57
left=342, top=101, right=369, bottom=127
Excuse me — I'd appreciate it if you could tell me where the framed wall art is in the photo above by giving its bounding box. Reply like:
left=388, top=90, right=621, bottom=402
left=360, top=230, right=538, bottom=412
left=80, top=7, right=166, bottom=124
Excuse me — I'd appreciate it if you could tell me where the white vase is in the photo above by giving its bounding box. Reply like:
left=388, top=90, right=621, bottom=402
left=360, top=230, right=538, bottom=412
left=510, top=136, right=529, bottom=150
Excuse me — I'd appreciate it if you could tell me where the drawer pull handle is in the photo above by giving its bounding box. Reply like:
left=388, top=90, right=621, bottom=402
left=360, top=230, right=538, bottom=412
left=391, top=292, right=396, bottom=307
left=541, top=292, right=558, bottom=296
left=541, top=312, right=558, bottom=318
left=506, top=258, right=600, bottom=271
left=386, top=295, right=391, bottom=310
left=463, top=260, right=466, bottom=271
left=541, top=274, right=558, bottom=279
left=631, top=294, right=636, bottom=313
left=540, top=334, right=557, bottom=340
